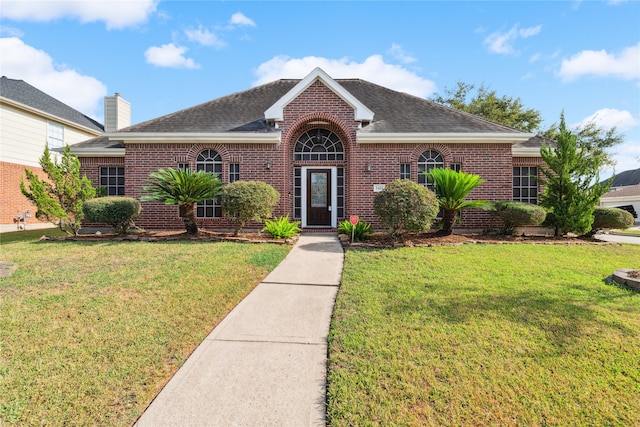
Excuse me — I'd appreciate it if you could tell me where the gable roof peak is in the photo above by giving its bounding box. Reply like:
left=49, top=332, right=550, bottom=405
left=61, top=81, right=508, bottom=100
left=264, top=67, right=374, bottom=122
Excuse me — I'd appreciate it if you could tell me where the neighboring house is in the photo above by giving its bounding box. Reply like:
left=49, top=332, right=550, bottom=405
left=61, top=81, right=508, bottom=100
left=70, top=68, right=545, bottom=231
left=600, top=167, right=640, bottom=221
left=0, top=76, right=130, bottom=226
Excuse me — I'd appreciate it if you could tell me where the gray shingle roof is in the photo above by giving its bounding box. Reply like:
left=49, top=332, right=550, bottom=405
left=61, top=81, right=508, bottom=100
left=118, top=78, right=526, bottom=135
left=611, top=168, right=640, bottom=187
left=1, top=76, right=104, bottom=132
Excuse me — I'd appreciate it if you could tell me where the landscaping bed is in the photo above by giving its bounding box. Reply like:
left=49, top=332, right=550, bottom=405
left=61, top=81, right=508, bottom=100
left=339, top=231, right=610, bottom=248
left=39, top=229, right=298, bottom=245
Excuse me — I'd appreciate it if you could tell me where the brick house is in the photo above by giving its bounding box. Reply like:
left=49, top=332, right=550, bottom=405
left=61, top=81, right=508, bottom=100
left=0, top=76, right=107, bottom=225
left=70, top=68, right=545, bottom=231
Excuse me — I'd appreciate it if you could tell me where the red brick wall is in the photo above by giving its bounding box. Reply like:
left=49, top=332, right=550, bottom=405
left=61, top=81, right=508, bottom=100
left=0, top=161, right=50, bottom=225
left=77, top=80, right=540, bottom=231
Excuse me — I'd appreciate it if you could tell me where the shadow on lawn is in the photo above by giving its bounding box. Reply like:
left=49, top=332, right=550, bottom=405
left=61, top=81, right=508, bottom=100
left=387, top=285, right=637, bottom=349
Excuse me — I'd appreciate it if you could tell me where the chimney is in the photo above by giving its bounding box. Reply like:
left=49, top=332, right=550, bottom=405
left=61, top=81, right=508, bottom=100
left=104, top=93, right=131, bottom=132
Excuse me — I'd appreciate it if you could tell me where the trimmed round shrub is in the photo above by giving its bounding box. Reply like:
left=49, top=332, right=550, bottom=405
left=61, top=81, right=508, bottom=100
left=491, top=200, right=547, bottom=235
left=590, top=207, right=634, bottom=235
left=222, top=181, right=280, bottom=235
left=82, top=197, right=141, bottom=234
left=373, top=179, right=439, bottom=238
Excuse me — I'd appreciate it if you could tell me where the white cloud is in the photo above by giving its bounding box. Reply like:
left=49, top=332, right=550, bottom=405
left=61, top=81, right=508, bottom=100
left=483, top=24, right=542, bottom=55
left=253, top=55, right=437, bottom=98
left=185, top=26, right=226, bottom=48
left=0, top=0, right=157, bottom=30
left=575, top=108, right=639, bottom=132
left=387, top=43, right=417, bottom=64
left=229, top=12, right=256, bottom=27
left=0, top=25, right=23, bottom=38
left=0, top=37, right=107, bottom=118
left=559, top=43, right=640, bottom=82
left=144, top=43, right=200, bottom=69
left=601, top=141, right=640, bottom=178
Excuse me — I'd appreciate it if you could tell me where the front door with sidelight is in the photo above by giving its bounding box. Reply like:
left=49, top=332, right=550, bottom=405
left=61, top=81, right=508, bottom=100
left=307, top=169, right=332, bottom=226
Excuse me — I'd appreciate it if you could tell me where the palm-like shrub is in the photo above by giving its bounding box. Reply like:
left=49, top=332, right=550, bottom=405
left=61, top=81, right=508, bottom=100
left=425, top=168, right=491, bottom=235
left=222, top=181, right=280, bottom=236
left=141, top=168, right=223, bottom=234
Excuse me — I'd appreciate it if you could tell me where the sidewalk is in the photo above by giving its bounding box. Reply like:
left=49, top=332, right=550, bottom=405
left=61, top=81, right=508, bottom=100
left=135, top=233, right=344, bottom=426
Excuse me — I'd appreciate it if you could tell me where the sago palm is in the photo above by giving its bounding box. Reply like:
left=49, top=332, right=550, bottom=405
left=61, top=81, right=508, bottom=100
left=141, top=168, right=223, bottom=234
left=425, top=168, right=491, bottom=235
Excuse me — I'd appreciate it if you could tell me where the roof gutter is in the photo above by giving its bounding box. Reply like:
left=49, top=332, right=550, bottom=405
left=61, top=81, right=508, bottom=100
left=357, top=132, right=535, bottom=144
left=103, top=132, right=281, bottom=143
left=69, top=148, right=126, bottom=157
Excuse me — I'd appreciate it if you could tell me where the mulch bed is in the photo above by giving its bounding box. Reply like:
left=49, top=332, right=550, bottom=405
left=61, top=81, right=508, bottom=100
left=339, top=231, right=611, bottom=249
left=39, top=229, right=613, bottom=248
left=40, top=230, right=298, bottom=245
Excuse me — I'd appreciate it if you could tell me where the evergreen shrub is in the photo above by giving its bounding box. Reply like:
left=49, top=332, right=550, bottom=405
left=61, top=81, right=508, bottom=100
left=83, top=197, right=141, bottom=234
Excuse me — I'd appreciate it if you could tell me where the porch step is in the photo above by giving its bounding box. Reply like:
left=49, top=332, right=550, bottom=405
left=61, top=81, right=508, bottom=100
left=301, top=228, right=337, bottom=234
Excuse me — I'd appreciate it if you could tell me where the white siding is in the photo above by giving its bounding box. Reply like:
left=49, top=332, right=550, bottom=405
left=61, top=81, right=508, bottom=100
left=104, top=94, right=131, bottom=132
left=0, top=103, right=99, bottom=167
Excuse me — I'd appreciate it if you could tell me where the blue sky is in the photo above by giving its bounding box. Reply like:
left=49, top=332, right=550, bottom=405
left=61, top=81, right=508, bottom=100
left=1, top=0, right=638, bottom=177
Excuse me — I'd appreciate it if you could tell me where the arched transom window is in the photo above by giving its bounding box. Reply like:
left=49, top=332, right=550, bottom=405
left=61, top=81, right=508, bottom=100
left=294, top=129, right=344, bottom=161
left=417, top=150, right=444, bottom=190
left=195, top=149, right=222, bottom=217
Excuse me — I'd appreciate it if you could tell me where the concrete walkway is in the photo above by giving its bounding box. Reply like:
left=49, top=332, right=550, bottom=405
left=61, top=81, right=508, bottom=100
left=135, top=233, right=344, bottom=427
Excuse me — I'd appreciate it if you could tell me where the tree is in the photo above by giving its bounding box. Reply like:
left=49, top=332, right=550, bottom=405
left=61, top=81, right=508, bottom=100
left=221, top=181, right=280, bottom=236
left=542, top=117, right=624, bottom=169
left=425, top=168, right=491, bottom=235
left=539, top=113, right=612, bottom=236
left=20, top=145, right=96, bottom=235
left=432, top=81, right=542, bottom=132
left=141, top=168, right=223, bottom=235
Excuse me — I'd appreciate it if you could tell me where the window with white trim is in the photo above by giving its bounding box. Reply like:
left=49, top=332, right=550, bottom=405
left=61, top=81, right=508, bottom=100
left=450, top=163, right=462, bottom=172
left=229, top=163, right=240, bottom=183
left=100, top=167, right=125, bottom=196
left=513, top=166, right=538, bottom=204
left=196, top=149, right=223, bottom=218
left=400, top=163, right=411, bottom=180
left=417, top=150, right=444, bottom=190
left=294, top=129, right=344, bottom=161
left=48, top=122, right=64, bottom=149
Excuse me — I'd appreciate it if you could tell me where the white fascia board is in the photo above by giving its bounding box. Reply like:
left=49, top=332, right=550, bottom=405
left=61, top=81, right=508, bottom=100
left=512, top=147, right=542, bottom=157
left=600, top=195, right=640, bottom=203
left=357, top=132, right=536, bottom=144
left=104, top=132, right=281, bottom=144
left=70, top=148, right=125, bottom=157
left=1, top=97, right=103, bottom=136
left=264, top=67, right=374, bottom=122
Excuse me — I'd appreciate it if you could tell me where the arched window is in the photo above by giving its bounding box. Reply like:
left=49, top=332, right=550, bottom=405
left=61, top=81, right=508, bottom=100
left=195, top=149, right=222, bottom=217
left=417, top=150, right=444, bottom=190
left=294, top=129, right=344, bottom=161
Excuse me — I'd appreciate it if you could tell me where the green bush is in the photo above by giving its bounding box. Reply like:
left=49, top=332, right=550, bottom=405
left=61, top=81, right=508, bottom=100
left=262, top=215, right=301, bottom=239
left=589, top=207, right=634, bottom=235
left=338, top=219, right=372, bottom=242
left=491, top=200, right=547, bottom=235
left=222, top=181, right=280, bottom=235
left=373, top=180, right=439, bottom=238
left=82, top=197, right=141, bottom=234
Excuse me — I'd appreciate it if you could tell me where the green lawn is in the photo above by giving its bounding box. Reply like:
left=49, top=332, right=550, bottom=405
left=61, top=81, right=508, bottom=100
left=328, top=244, right=640, bottom=426
left=611, top=229, right=640, bottom=236
left=0, top=230, right=290, bottom=425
